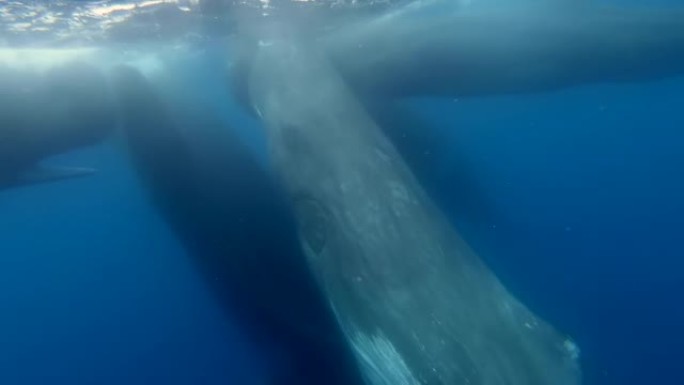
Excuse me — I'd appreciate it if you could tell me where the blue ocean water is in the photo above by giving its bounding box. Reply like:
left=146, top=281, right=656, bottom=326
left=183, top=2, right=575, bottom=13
left=1, top=2, right=683, bottom=385
left=413, top=78, right=684, bottom=385
left=0, top=143, right=268, bottom=384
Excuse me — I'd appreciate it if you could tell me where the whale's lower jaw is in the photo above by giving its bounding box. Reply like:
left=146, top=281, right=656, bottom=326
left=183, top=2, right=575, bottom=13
left=349, top=329, right=421, bottom=385
left=335, top=301, right=582, bottom=385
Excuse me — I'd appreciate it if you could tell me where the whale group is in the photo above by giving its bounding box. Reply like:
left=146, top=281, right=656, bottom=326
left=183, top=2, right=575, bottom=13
left=2, top=1, right=684, bottom=384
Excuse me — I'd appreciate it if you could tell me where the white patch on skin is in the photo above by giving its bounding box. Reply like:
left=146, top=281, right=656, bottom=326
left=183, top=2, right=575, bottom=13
left=374, top=148, right=391, bottom=164
left=350, top=329, right=421, bottom=385
left=563, top=338, right=580, bottom=361
left=253, top=105, right=263, bottom=119
left=388, top=180, right=413, bottom=217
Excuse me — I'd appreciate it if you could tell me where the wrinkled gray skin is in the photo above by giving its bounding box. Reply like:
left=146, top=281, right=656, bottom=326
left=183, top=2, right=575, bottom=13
left=322, top=6, right=684, bottom=98
left=0, top=62, right=116, bottom=190
left=247, top=38, right=581, bottom=385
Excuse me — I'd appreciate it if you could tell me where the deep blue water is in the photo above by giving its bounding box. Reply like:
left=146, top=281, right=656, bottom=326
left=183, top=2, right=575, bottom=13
left=0, top=142, right=268, bottom=384
left=415, top=78, right=684, bottom=385
left=2, top=8, right=684, bottom=385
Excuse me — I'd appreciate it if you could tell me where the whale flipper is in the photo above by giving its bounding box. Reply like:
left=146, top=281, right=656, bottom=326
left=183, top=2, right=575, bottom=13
left=19, top=164, right=96, bottom=184
left=0, top=164, right=96, bottom=190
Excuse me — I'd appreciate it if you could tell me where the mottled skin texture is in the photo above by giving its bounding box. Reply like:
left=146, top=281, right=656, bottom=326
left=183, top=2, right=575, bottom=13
left=323, top=7, right=684, bottom=98
left=113, top=66, right=365, bottom=385
left=0, top=62, right=115, bottom=190
left=248, top=39, right=580, bottom=385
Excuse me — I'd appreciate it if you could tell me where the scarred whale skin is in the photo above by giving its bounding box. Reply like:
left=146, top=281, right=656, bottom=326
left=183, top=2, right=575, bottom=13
left=248, top=37, right=581, bottom=385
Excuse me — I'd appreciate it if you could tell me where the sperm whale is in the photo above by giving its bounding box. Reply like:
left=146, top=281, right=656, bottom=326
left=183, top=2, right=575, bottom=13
left=247, top=35, right=581, bottom=385
left=113, top=65, right=365, bottom=385
left=323, top=5, right=684, bottom=98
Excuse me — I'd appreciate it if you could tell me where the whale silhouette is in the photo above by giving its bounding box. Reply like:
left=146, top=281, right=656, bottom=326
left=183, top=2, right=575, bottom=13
left=0, top=61, right=116, bottom=190
left=113, top=65, right=365, bottom=385
left=322, top=4, right=684, bottom=98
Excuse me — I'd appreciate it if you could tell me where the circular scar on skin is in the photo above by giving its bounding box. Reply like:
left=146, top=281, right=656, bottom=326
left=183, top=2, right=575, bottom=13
left=292, top=195, right=330, bottom=256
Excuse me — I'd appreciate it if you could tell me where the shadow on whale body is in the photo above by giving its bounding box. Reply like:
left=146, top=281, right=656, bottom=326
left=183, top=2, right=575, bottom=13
left=0, top=62, right=116, bottom=190
left=112, top=66, right=365, bottom=385
left=363, top=99, right=500, bottom=234
left=247, top=36, right=581, bottom=385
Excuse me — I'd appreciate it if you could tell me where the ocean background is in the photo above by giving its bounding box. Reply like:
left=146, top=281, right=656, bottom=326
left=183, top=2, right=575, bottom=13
left=1, top=1, right=683, bottom=384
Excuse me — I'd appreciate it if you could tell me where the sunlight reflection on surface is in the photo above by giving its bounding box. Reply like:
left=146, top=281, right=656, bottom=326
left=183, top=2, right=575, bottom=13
left=0, top=0, right=407, bottom=46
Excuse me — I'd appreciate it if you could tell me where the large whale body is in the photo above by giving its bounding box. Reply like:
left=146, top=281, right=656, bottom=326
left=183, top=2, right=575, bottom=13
left=113, top=66, right=364, bottom=385
left=322, top=5, right=684, bottom=98
left=247, top=35, right=581, bottom=385
left=0, top=58, right=116, bottom=190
